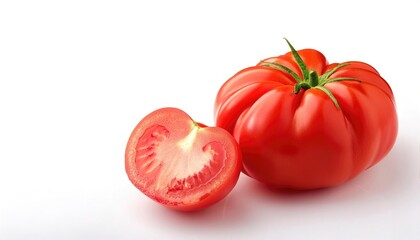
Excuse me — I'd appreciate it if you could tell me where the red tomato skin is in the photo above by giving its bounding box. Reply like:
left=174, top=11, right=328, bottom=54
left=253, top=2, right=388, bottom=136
left=214, top=50, right=398, bottom=189
left=126, top=108, right=242, bottom=211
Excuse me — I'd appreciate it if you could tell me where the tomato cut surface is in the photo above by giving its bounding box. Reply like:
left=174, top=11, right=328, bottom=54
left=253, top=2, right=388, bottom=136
left=125, top=108, right=241, bottom=211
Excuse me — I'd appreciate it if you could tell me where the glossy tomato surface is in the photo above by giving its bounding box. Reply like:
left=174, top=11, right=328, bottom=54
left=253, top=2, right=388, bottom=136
left=214, top=43, right=398, bottom=189
left=126, top=108, right=241, bottom=211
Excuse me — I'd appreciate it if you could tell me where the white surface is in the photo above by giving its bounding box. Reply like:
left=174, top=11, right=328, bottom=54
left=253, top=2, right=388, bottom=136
left=1, top=1, right=419, bottom=239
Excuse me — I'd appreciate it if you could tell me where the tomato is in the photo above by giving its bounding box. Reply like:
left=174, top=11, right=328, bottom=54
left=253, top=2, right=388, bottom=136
left=214, top=39, right=398, bottom=190
left=125, top=108, right=241, bottom=211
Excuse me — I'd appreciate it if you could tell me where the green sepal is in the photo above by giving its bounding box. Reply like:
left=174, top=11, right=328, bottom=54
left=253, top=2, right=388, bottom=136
left=294, top=84, right=302, bottom=94
left=327, top=77, right=361, bottom=83
left=262, top=62, right=303, bottom=83
left=284, top=38, right=309, bottom=81
left=322, top=63, right=348, bottom=78
left=314, top=86, right=340, bottom=110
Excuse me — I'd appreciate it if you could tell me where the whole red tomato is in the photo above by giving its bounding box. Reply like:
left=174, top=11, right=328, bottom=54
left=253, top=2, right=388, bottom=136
left=214, top=39, right=398, bottom=189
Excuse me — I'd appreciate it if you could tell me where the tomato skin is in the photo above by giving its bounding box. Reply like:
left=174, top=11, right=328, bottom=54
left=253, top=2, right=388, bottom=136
left=214, top=49, right=398, bottom=189
left=126, top=108, right=241, bottom=211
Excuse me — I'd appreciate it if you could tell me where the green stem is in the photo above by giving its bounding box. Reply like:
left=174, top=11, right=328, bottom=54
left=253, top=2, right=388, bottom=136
left=309, top=71, right=319, bottom=87
left=261, top=38, right=363, bottom=110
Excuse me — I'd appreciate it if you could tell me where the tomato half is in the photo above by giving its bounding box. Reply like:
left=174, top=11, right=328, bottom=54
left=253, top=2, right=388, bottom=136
left=214, top=39, right=398, bottom=190
left=125, top=108, right=241, bottom=211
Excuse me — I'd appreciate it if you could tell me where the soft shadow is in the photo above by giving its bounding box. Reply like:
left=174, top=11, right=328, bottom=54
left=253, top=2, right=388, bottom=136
left=242, top=179, right=346, bottom=205
left=339, top=134, right=415, bottom=200
left=136, top=185, right=248, bottom=231
left=372, top=135, right=416, bottom=192
left=131, top=136, right=411, bottom=230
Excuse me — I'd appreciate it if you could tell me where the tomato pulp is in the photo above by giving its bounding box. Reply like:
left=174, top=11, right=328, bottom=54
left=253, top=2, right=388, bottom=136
left=126, top=108, right=242, bottom=211
left=214, top=39, right=398, bottom=189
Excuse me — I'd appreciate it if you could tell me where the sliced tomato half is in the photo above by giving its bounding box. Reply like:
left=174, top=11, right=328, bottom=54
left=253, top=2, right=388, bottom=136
left=125, top=108, right=242, bottom=211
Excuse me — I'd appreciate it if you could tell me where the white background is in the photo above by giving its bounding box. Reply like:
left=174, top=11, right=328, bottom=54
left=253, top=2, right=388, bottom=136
left=1, top=1, right=419, bottom=239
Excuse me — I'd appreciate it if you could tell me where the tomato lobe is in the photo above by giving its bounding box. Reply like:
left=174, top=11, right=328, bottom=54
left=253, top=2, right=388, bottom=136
left=135, top=124, right=168, bottom=177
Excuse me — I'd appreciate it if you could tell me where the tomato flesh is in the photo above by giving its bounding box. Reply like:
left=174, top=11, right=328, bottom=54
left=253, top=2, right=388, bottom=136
left=126, top=108, right=241, bottom=211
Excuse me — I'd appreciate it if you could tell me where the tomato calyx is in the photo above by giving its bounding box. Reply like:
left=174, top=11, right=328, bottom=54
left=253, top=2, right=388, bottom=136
left=262, top=38, right=360, bottom=109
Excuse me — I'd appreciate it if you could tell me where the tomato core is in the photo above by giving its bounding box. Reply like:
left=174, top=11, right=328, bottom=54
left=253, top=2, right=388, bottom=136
left=167, top=141, right=226, bottom=194
left=134, top=123, right=227, bottom=199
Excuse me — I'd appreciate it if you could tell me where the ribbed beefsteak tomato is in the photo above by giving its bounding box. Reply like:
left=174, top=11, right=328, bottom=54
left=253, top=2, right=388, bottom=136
left=214, top=39, right=398, bottom=189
